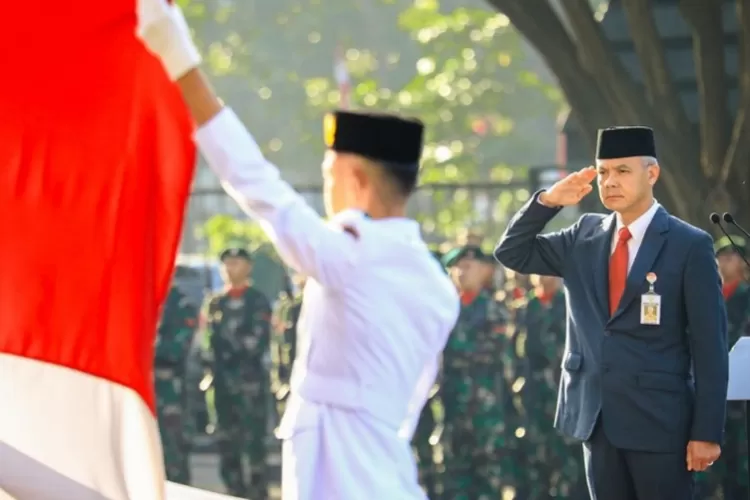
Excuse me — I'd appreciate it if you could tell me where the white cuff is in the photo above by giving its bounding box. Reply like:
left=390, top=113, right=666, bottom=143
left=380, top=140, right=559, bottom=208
left=140, top=4, right=201, bottom=81
left=162, top=4, right=202, bottom=80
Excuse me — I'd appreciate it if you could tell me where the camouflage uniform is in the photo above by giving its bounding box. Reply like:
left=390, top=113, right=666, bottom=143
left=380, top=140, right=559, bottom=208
left=154, top=285, right=199, bottom=485
left=518, top=287, right=587, bottom=498
left=407, top=251, right=443, bottom=497
left=270, top=290, right=302, bottom=418
left=205, top=286, right=272, bottom=498
left=696, top=280, right=749, bottom=499
left=411, top=384, right=439, bottom=498
left=441, top=289, right=517, bottom=498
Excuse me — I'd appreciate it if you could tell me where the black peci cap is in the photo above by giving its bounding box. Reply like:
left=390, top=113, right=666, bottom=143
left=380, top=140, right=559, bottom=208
left=596, top=126, right=656, bottom=160
left=323, top=110, right=424, bottom=166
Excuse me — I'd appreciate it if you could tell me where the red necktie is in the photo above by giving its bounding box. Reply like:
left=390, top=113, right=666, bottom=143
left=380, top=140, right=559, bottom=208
left=609, top=227, right=632, bottom=314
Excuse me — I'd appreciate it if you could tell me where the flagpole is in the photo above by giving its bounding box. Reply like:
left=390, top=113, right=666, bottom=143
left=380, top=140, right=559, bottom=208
left=334, top=45, right=351, bottom=109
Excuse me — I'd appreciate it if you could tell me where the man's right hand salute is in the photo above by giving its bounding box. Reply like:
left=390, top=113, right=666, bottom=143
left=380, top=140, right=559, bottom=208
left=538, top=167, right=597, bottom=207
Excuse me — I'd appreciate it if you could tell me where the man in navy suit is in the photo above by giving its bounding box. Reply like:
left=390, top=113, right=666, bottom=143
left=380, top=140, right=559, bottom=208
left=494, top=126, right=728, bottom=499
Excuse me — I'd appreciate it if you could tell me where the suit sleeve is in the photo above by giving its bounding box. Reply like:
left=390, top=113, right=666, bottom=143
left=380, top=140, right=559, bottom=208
left=194, top=108, right=358, bottom=290
left=493, top=190, right=580, bottom=277
left=683, top=232, right=729, bottom=444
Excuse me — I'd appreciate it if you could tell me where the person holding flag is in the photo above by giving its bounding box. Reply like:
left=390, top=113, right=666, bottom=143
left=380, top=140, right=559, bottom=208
left=0, top=0, right=196, bottom=498
left=141, top=3, right=459, bottom=500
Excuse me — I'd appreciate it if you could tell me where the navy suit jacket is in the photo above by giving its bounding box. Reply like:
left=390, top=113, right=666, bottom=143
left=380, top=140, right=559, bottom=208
left=494, top=193, right=729, bottom=453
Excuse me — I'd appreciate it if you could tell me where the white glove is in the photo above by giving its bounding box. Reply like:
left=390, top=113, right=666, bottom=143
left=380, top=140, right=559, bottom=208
left=137, top=0, right=202, bottom=81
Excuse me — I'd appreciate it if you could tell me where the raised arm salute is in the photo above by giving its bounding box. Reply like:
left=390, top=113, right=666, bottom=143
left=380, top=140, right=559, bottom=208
left=495, top=126, right=728, bottom=500
left=139, top=4, right=460, bottom=499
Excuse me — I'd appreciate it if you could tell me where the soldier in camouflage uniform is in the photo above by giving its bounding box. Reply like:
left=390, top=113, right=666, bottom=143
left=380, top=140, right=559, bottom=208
left=696, top=236, right=749, bottom=499
left=154, top=282, right=199, bottom=484
left=204, top=247, right=272, bottom=498
left=519, top=274, right=587, bottom=498
left=270, top=272, right=305, bottom=419
left=440, top=245, right=518, bottom=499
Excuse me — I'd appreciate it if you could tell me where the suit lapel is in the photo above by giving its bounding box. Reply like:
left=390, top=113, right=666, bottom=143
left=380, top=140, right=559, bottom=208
left=590, top=214, right=616, bottom=316
left=609, top=207, right=670, bottom=322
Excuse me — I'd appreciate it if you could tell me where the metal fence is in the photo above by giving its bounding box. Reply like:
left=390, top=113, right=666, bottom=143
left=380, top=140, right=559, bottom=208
left=180, top=181, right=543, bottom=254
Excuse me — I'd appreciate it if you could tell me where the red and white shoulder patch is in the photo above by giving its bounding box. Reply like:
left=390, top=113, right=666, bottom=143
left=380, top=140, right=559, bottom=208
left=341, top=225, right=360, bottom=239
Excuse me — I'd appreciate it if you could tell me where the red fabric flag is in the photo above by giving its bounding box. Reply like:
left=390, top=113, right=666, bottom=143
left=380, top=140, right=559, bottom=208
left=0, top=0, right=195, bottom=497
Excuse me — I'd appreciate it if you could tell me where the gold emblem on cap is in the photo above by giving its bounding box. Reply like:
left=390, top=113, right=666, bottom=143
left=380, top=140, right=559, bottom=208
left=323, top=113, right=336, bottom=148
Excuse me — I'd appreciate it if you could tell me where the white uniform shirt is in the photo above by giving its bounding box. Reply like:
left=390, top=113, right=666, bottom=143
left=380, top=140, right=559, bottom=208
left=195, top=108, right=460, bottom=500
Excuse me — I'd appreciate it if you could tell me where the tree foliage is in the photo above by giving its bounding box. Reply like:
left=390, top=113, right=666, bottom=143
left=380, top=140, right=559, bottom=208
left=198, top=214, right=270, bottom=257
left=482, top=0, right=750, bottom=229
left=180, top=0, right=562, bottom=250
left=303, top=0, right=564, bottom=240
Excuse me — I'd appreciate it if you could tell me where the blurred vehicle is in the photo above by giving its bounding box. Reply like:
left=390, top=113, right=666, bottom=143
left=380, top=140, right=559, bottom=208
left=174, top=255, right=223, bottom=303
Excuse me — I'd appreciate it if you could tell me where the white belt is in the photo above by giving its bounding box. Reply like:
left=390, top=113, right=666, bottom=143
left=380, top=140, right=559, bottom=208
left=290, top=369, right=408, bottom=430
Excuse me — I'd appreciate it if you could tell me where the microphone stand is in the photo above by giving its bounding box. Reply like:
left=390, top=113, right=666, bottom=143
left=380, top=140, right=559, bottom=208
left=712, top=212, right=750, bottom=499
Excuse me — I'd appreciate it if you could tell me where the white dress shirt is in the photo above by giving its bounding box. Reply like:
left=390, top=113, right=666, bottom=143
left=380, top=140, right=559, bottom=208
left=612, top=201, right=660, bottom=272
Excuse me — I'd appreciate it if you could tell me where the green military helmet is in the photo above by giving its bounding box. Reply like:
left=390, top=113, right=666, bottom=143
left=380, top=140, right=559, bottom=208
left=714, top=235, right=746, bottom=256
left=219, top=246, right=252, bottom=262
left=441, top=244, right=490, bottom=268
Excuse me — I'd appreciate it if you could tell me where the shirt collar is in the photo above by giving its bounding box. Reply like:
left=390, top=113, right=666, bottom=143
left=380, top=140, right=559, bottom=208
left=615, top=200, right=660, bottom=245
left=372, top=217, right=421, bottom=239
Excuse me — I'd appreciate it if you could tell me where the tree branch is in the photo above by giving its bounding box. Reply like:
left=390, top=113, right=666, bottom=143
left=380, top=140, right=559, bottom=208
left=484, top=0, right=615, bottom=145
left=558, top=0, right=679, bottom=132
left=559, top=0, right=642, bottom=122
left=719, top=0, right=750, bottom=189
left=622, top=0, right=693, bottom=134
left=680, top=0, right=731, bottom=178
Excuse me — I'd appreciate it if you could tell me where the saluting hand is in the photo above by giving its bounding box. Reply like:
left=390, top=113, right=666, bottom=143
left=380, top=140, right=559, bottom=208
left=538, top=166, right=597, bottom=207
left=687, top=440, right=721, bottom=472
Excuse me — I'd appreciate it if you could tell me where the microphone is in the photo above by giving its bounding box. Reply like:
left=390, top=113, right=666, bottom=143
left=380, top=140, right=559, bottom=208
left=722, top=212, right=750, bottom=240
left=710, top=212, right=750, bottom=268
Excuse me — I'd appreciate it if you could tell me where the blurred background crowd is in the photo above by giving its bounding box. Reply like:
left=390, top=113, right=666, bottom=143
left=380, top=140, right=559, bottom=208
left=153, top=228, right=748, bottom=499
left=152, top=0, right=749, bottom=497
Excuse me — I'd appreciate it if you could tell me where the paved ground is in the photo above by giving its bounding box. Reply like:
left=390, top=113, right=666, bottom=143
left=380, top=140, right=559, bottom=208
left=189, top=452, right=281, bottom=499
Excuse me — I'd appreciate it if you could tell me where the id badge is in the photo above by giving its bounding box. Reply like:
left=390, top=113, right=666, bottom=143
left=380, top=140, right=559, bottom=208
left=640, top=293, right=661, bottom=325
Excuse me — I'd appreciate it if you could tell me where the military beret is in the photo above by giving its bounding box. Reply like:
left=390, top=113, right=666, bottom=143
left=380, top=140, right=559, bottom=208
left=596, top=126, right=656, bottom=160
left=323, top=110, right=424, bottom=167
left=219, top=247, right=252, bottom=262
left=441, top=245, right=490, bottom=268
left=714, top=235, right=746, bottom=255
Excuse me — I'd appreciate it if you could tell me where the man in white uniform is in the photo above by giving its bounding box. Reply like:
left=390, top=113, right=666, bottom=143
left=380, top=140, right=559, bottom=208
left=140, top=4, right=460, bottom=499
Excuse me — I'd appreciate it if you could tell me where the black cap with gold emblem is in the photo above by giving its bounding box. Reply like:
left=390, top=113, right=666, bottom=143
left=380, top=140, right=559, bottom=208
left=323, top=110, right=424, bottom=166
left=596, top=126, right=657, bottom=160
